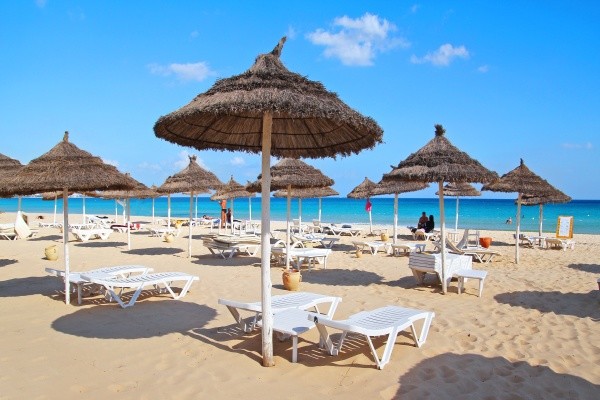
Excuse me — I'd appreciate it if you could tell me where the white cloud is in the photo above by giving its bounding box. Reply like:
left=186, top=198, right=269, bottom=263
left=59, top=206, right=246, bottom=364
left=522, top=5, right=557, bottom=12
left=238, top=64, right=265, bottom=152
left=307, top=13, right=409, bottom=66
left=230, top=156, right=245, bottom=166
left=148, top=61, right=214, bottom=82
left=286, top=26, right=297, bottom=40
left=137, top=161, right=162, bottom=171
left=477, top=64, right=489, bottom=73
left=561, top=142, right=593, bottom=150
left=174, top=150, right=208, bottom=171
left=102, top=158, right=119, bottom=168
left=410, top=43, right=469, bottom=66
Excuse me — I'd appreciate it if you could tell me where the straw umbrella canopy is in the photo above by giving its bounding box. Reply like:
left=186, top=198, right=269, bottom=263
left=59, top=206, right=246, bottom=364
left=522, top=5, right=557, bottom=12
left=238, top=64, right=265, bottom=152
left=157, top=155, right=222, bottom=258
left=482, top=158, right=564, bottom=263
left=382, top=124, right=498, bottom=294
left=0, top=154, right=24, bottom=212
left=273, top=186, right=338, bottom=223
left=210, top=176, right=255, bottom=234
left=347, top=177, right=378, bottom=234
left=247, top=158, right=335, bottom=269
left=88, top=173, right=156, bottom=250
left=435, top=182, right=481, bottom=231
left=0, top=132, right=135, bottom=304
left=520, top=189, right=572, bottom=236
left=154, top=37, right=383, bottom=366
left=374, top=180, right=429, bottom=244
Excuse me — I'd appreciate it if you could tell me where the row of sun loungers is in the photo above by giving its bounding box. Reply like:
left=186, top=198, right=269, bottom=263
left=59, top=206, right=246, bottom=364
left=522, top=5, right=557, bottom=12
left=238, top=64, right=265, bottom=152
left=219, top=291, right=435, bottom=369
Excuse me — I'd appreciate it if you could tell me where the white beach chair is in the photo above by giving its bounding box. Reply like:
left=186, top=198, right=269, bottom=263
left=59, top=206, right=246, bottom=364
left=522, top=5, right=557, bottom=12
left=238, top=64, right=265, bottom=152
left=14, top=212, right=39, bottom=239
left=70, top=227, right=113, bottom=242
left=308, top=305, right=435, bottom=370
left=544, top=237, right=576, bottom=251
left=45, top=265, right=154, bottom=305
left=81, top=271, right=199, bottom=308
left=0, top=223, right=17, bottom=240
left=218, top=291, right=342, bottom=333
left=408, top=252, right=473, bottom=293
left=352, top=240, right=388, bottom=255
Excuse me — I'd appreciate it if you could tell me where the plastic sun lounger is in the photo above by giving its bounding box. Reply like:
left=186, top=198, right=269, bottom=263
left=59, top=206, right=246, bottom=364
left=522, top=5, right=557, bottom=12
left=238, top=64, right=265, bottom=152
left=81, top=271, right=199, bottom=308
left=45, top=265, right=153, bottom=305
left=218, top=291, right=342, bottom=333
left=70, top=228, right=113, bottom=242
left=544, top=237, right=576, bottom=251
left=352, top=240, right=387, bottom=255
left=308, top=305, right=435, bottom=370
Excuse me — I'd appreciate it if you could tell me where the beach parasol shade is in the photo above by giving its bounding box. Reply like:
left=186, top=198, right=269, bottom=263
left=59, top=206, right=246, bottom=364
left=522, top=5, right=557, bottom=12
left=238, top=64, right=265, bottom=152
left=158, top=155, right=223, bottom=259
left=435, top=182, right=481, bottom=231
left=483, top=159, right=569, bottom=262
left=347, top=177, right=379, bottom=234
left=0, top=132, right=135, bottom=304
left=382, top=124, right=498, bottom=294
left=0, top=153, right=23, bottom=199
left=374, top=179, right=429, bottom=244
left=246, top=158, right=334, bottom=192
left=273, top=186, right=338, bottom=199
left=153, top=37, right=382, bottom=366
left=520, top=189, right=572, bottom=237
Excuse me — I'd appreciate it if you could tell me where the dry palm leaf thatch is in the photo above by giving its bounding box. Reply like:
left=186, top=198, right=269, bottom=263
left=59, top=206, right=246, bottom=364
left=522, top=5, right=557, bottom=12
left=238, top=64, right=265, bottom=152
left=520, top=189, right=571, bottom=206
left=482, top=159, right=562, bottom=197
left=347, top=177, right=378, bottom=199
left=374, top=180, right=429, bottom=196
left=435, top=182, right=481, bottom=197
left=154, top=37, right=383, bottom=159
left=382, top=125, right=498, bottom=184
left=246, top=158, right=334, bottom=192
left=273, top=185, right=338, bottom=198
left=89, top=173, right=158, bottom=199
left=0, top=132, right=135, bottom=197
left=157, top=155, right=222, bottom=194
left=211, top=176, right=255, bottom=200
left=0, top=153, right=24, bottom=198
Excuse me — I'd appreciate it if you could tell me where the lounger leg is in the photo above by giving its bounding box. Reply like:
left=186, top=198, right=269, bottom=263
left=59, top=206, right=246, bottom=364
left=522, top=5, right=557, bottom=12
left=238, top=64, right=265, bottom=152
left=292, top=336, right=298, bottom=363
left=412, top=313, right=434, bottom=347
left=377, top=327, right=401, bottom=370
left=315, top=323, right=336, bottom=355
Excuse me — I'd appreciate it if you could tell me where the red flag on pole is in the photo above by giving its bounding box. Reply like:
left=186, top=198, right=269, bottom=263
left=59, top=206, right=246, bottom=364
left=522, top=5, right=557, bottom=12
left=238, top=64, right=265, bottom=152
left=365, top=198, right=372, bottom=212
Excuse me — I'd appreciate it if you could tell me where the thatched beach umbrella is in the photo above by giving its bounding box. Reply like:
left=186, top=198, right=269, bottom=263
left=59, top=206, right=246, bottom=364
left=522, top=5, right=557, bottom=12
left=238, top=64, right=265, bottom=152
left=90, top=173, right=156, bottom=250
left=153, top=37, right=382, bottom=366
left=210, top=176, right=255, bottom=234
left=247, top=158, right=334, bottom=269
left=374, top=180, right=429, bottom=244
left=0, top=153, right=24, bottom=210
left=521, top=189, right=572, bottom=236
left=435, top=182, right=481, bottom=231
left=347, top=177, right=378, bottom=234
left=273, top=185, right=339, bottom=223
left=482, top=159, right=564, bottom=263
left=157, top=155, right=222, bottom=258
left=0, top=132, right=135, bottom=304
left=382, top=125, right=498, bottom=294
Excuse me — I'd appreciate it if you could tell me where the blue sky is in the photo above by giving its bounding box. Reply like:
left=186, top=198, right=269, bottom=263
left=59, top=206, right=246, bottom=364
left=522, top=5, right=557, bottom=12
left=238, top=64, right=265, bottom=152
left=1, top=1, right=598, bottom=199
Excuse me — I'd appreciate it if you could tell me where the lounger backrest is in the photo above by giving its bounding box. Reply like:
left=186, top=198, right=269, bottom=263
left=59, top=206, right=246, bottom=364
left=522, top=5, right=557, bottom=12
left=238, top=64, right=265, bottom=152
left=14, top=212, right=32, bottom=239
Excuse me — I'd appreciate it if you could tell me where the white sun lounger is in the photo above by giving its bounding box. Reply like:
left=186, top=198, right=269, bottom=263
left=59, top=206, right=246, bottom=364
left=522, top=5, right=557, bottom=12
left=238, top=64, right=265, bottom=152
left=45, top=265, right=153, bottom=305
left=352, top=240, right=388, bottom=255
left=309, top=305, right=435, bottom=369
left=218, top=291, right=342, bottom=333
left=70, top=227, right=113, bottom=242
left=81, top=271, right=199, bottom=308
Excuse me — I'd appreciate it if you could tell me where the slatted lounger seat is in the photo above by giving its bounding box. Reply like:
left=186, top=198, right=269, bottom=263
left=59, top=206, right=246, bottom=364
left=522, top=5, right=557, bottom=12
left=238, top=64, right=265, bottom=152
left=218, top=291, right=342, bottom=333
left=45, top=265, right=153, bottom=304
left=70, top=228, right=113, bottom=242
left=81, top=271, right=199, bottom=308
left=408, top=252, right=473, bottom=293
left=309, top=305, right=435, bottom=369
left=202, top=235, right=261, bottom=259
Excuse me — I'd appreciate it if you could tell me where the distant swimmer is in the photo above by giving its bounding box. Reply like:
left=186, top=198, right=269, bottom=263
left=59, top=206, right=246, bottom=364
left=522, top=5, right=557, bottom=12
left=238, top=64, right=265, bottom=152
left=506, top=217, right=512, bottom=224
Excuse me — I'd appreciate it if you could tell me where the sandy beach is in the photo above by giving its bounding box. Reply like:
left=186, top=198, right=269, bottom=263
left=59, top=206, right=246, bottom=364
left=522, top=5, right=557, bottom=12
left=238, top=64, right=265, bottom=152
left=0, top=212, right=598, bottom=399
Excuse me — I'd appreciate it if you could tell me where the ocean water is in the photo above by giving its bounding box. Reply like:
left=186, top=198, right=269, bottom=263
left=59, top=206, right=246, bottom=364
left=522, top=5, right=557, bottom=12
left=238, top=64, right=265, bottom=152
left=2, top=196, right=598, bottom=234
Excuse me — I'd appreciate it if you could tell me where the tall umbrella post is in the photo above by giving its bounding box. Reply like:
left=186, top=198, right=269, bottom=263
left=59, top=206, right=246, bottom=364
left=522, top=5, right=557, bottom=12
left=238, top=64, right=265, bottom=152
left=62, top=188, right=70, bottom=304
left=438, top=182, right=449, bottom=293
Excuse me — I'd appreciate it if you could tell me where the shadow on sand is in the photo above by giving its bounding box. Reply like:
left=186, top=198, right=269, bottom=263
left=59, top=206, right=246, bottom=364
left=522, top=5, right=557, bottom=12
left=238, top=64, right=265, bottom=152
left=0, top=276, right=57, bottom=297
left=494, top=290, right=600, bottom=320
left=122, top=247, right=184, bottom=256
left=566, top=263, right=600, bottom=274
left=52, top=302, right=216, bottom=339
left=0, top=259, right=18, bottom=268
left=397, top=353, right=600, bottom=399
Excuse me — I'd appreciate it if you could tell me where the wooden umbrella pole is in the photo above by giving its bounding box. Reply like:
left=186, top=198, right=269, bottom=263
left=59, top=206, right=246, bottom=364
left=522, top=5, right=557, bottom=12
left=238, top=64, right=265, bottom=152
left=515, top=193, right=522, bottom=264
left=539, top=204, right=544, bottom=236
left=152, top=197, right=155, bottom=225
left=286, top=184, right=291, bottom=270
left=260, top=111, right=274, bottom=367
left=82, top=195, right=86, bottom=224
left=298, top=198, right=302, bottom=228
left=438, top=182, right=448, bottom=294
left=231, top=198, right=235, bottom=235
left=53, top=194, right=57, bottom=224
left=63, top=188, right=70, bottom=305
left=455, top=196, right=460, bottom=231
left=318, top=197, right=322, bottom=222
left=393, top=193, right=398, bottom=244
left=126, top=198, right=131, bottom=250
left=167, top=194, right=171, bottom=228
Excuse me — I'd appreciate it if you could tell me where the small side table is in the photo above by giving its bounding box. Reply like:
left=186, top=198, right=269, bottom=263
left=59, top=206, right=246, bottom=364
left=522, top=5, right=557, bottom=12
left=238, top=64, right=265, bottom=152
left=455, top=269, right=488, bottom=297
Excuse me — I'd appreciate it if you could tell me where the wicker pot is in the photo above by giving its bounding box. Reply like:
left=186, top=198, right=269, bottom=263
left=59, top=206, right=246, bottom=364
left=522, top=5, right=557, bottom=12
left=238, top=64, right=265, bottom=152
left=164, top=233, right=175, bottom=243
left=45, top=245, right=58, bottom=261
left=282, top=270, right=301, bottom=291
left=356, top=249, right=362, bottom=258
left=381, top=233, right=389, bottom=242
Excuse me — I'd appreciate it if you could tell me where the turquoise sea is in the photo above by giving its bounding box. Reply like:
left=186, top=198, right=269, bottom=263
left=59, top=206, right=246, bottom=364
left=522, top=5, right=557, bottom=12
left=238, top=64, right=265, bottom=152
left=1, top=196, right=598, bottom=235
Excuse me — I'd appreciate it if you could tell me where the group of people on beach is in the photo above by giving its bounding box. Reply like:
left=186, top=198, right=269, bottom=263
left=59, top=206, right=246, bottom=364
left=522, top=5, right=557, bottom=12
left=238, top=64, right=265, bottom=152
left=410, top=211, right=435, bottom=233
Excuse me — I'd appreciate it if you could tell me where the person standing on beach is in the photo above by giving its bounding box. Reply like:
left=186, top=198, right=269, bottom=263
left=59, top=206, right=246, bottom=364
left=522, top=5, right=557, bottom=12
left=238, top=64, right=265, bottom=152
left=220, top=199, right=227, bottom=228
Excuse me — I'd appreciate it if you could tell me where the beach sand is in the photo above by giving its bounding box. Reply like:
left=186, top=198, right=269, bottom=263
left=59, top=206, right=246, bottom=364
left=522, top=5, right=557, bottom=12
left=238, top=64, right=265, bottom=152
left=0, top=212, right=598, bottom=399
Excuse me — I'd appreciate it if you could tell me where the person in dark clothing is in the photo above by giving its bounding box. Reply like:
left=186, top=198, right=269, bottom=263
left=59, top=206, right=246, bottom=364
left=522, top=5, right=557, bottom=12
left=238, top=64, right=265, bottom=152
left=424, top=215, right=435, bottom=233
left=411, top=211, right=429, bottom=233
